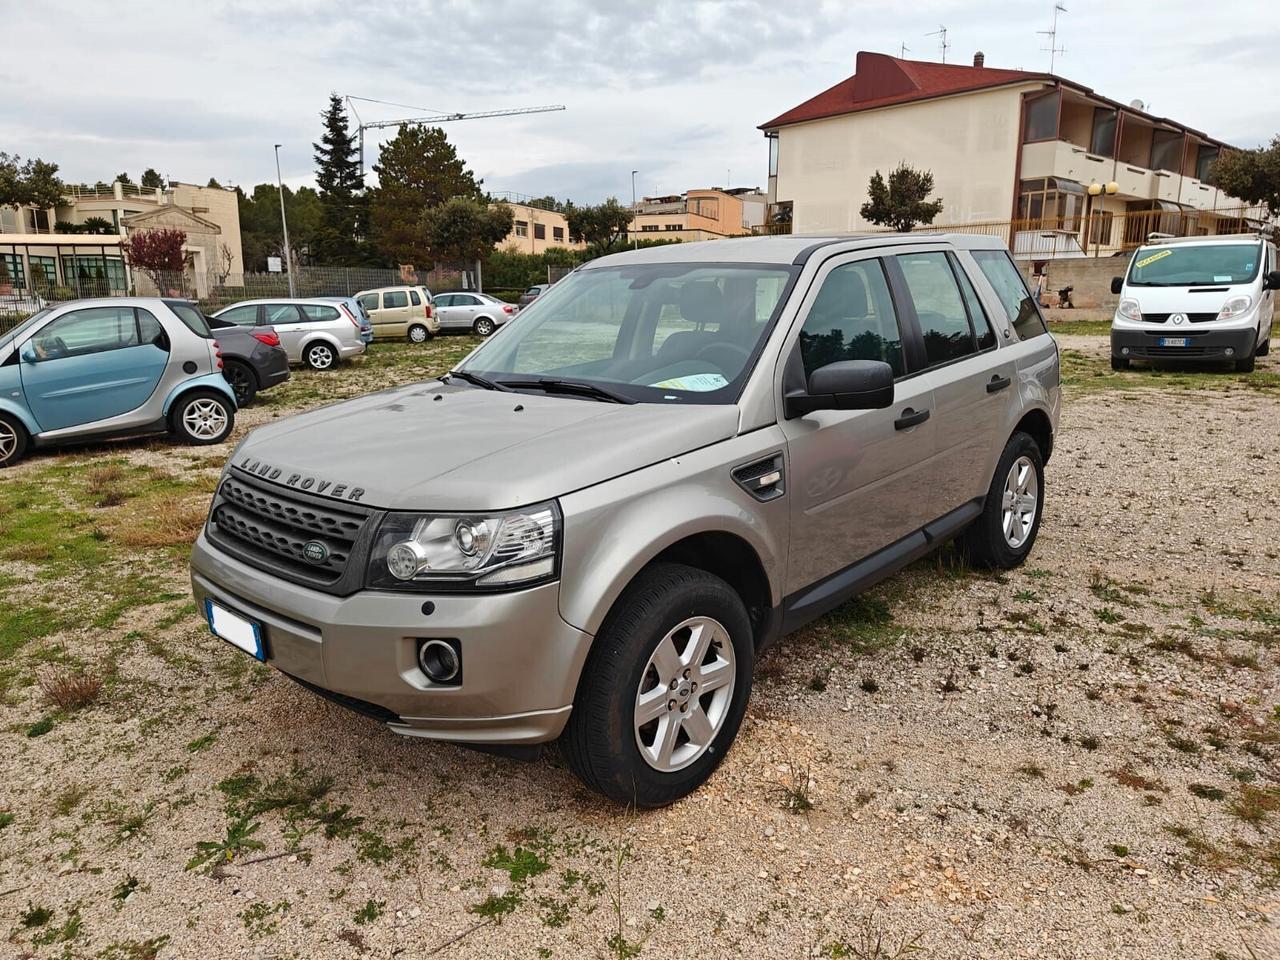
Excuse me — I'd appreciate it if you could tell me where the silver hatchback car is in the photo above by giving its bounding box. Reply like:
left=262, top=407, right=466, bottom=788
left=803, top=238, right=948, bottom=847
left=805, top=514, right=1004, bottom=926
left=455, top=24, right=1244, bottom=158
left=212, top=299, right=367, bottom=370
left=432, top=292, right=516, bottom=336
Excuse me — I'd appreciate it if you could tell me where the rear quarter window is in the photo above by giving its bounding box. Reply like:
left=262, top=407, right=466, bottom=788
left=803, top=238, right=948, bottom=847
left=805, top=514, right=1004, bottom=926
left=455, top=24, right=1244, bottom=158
left=300, top=305, right=341, bottom=322
left=971, top=250, right=1048, bottom=341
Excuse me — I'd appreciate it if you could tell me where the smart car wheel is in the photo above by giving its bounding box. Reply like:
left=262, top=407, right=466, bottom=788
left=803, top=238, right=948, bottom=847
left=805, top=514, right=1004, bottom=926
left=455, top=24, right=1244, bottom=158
left=223, top=360, right=257, bottom=407
left=305, top=342, right=336, bottom=370
left=172, top=390, right=235, bottom=446
left=474, top=317, right=495, bottom=337
left=0, top=413, right=29, bottom=468
left=959, top=431, right=1045, bottom=569
left=561, top=562, right=753, bottom=807
left=408, top=323, right=430, bottom=343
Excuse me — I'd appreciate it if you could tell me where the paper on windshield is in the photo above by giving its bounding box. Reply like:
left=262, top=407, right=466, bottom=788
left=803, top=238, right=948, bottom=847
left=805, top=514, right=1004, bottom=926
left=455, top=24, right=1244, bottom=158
left=650, top=373, right=728, bottom=392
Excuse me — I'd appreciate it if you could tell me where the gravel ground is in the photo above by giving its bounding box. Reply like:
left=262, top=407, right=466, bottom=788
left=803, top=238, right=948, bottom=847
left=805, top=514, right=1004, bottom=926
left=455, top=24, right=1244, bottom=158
left=2, top=335, right=1277, bottom=960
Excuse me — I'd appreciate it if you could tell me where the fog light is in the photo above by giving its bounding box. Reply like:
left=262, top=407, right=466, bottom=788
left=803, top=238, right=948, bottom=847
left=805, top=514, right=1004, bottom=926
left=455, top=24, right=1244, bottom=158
left=1224, top=347, right=1235, bottom=357
left=418, top=639, right=461, bottom=683
left=1121, top=347, right=1130, bottom=356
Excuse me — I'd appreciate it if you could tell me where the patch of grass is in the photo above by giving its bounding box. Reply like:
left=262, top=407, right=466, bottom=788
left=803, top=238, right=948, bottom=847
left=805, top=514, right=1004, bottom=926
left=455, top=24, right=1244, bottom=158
left=54, top=784, right=90, bottom=817
left=1079, top=735, right=1100, bottom=751
left=1016, top=763, right=1045, bottom=779
left=1095, top=607, right=1124, bottom=625
left=470, top=890, right=521, bottom=922
left=484, top=844, right=551, bottom=884
left=186, top=732, right=217, bottom=752
left=1188, top=783, right=1226, bottom=801
left=1167, top=734, right=1201, bottom=755
left=39, top=669, right=103, bottom=710
left=112, top=875, right=140, bottom=903
left=241, top=900, right=290, bottom=938
left=353, top=898, right=384, bottom=925
left=1107, top=767, right=1167, bottom=793
left=21, top=903, right=53, bottom=927
left=824, top=593, right=897, bottom=654
left=0, top=811, right=13, bottom=830
left=1230, top=785, right=1280, bottom=826
left=775, top=756, right=815, bottom=814
left=26, top=715, right=55, bottom=737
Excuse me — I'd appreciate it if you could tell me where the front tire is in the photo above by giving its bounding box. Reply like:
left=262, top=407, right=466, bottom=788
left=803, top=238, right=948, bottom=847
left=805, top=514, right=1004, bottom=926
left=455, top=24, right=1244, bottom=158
left=223, top=360, right=257, bottom=407
left=474, top=317, right=495, bottom=337
left=171, top=390, right=235, bottom=446
left=408, top=323, right=431, bottom=343
left=1110, top=355, right=1130, bottom=371
left=304, top=341, right=337, bottom=370
left=560, top=563, right=753, bottom=807
left=959, top=431, right=1045, bottom=569
left=0, top=413, right=29, bottom=468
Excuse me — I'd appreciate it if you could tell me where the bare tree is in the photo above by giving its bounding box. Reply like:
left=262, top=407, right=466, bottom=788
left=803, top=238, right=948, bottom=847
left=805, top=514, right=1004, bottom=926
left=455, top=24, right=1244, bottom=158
left=216, top=243, right=235, bottom=286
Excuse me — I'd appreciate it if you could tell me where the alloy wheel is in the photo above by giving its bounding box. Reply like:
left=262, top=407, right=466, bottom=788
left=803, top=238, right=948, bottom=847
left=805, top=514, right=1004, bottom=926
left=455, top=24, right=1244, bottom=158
left=183, top=398, right=228, bottom=440
left=475, top=319, right=494, bottom=336
left=308, top=344, right=334, bottom=369
left=1001, top=455, right=1038, bottom=548
left=633, top=616, right=736, bottom=772
left=0, top=420, right=16, bottom=461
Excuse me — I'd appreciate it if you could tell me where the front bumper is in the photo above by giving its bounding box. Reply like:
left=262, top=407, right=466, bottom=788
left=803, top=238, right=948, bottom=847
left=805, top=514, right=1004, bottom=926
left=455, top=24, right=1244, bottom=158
left=1111, top=325, right=1256, bottom=363
left=190, top=531, right=592, bottom=744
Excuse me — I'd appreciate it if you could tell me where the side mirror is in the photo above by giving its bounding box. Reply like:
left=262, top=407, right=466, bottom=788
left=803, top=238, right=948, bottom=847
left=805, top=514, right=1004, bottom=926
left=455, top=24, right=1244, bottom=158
left=1263, top=270, right=1280, bottom=291
left=1110, top=276, right=1124, bottom=295
left=784, top=359, right=895, bottom=418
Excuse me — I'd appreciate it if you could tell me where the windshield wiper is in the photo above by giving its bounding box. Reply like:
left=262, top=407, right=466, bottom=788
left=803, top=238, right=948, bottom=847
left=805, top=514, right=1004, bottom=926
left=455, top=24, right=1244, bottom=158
left=445, top=370, right=511, bottom=392
left=498, top=377, right=636, bottom=404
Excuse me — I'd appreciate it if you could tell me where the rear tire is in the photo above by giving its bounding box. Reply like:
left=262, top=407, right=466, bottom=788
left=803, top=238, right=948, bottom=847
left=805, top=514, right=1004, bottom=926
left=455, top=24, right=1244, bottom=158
left=304, top=341, right=337, bottom=370
left=959, top=431, right=1045, bottom=570
left=0, top=413, right=29, bottom=468
left=223, top=360, right=257, bottom=407
left=1110, top=355, right=1130, bottom=371
left=560, top=563, right=753, bottom=808
left=474, top=317, right=495, bottom=337
left=171, top=390, right=235, bottom=446
left=408, top=323, right=430, bottom=343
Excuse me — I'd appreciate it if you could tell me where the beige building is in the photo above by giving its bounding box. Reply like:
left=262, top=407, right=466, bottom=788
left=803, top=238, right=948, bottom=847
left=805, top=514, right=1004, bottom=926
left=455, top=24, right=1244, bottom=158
left=631, top=187, right=767, bottom=243
left=0, top=178, right=244, bottom=298
left=761, top=51, right=1266, bottom=257
left=492, top=195, right=584, bottom=254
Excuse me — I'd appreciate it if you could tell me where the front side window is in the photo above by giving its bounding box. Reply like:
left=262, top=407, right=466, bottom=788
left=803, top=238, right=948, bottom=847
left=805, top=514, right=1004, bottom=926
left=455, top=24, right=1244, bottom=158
left=383, top=291, right=408, bottom=309
left=30, top=306, right=141, bottom=360
left=357, top=293, right=379, bottom=311
left=895, top=252, right=976, bottom=366
left=433, top=294, right=454, bottom=307
left=798, top=259, right=905, bottom=378
left=218, top=304, right=259, bottom=326
left=972, top=250, right=1049, bottom=341
left=1127, top=243, right=1261, bottom=287
left=461, top=262, right=795, bottom=404
left=300, top=304, right=341, bottom=322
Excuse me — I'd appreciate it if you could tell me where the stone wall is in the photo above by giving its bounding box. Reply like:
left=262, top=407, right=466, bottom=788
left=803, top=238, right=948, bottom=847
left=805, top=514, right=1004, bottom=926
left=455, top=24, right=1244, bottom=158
left=1021, top=257, right=1126, bottom=310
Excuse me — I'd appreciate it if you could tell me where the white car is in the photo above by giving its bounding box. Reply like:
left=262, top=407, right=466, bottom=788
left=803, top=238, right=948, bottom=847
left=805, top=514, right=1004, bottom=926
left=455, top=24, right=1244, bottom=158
left=212, top=298, right=367, bottom=370
left=432, top=292, right=517, bottom=336
left=1110, top=234, right=1278, bottom=373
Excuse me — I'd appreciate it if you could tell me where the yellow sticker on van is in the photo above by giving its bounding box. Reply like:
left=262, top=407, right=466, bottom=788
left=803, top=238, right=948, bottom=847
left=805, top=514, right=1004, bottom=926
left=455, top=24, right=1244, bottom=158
left=1135, top=249, right=1173, bottom=269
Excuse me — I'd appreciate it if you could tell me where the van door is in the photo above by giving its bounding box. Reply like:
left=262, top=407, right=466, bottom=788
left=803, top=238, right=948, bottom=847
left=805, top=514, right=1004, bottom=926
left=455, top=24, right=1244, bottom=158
left=778, top=254, right=938, bottom=595
left=379, top=290, right=412, bottom=337
left=887, top=248, right=1018, bottom=515
left=19, top=304, right=169, bottom=431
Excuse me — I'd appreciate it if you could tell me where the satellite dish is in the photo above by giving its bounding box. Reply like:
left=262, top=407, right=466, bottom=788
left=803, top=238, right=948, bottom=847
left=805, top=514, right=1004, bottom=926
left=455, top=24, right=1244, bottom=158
left=1129, top=98, right=1146, bottom=111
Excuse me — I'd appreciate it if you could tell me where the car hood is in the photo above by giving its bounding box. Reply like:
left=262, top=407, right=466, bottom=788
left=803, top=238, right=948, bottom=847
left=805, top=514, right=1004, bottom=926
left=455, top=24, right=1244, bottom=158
left=1124, top=283, right=1251, bottom=314
left=229, top=379, right=741, bottom=511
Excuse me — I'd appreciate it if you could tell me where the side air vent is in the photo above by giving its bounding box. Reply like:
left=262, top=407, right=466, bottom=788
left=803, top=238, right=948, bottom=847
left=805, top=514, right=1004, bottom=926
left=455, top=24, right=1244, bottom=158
left=733, top=453, right=785, bottom=502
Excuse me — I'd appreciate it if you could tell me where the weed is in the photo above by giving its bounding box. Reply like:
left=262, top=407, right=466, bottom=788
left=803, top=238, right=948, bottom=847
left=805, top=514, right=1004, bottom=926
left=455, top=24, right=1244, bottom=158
left=774, top=756, right=814, bottom=813
left=1167, top=734, right=1201, bottom=754
left=807, top=669, right=829, bottom=693
left=354, top=899, right=384, bottom=925
left=484, top=844, right=551, bottom=883
left=1106, top=768, right=1167, bottom=793
left=909, top=646, right=926, bottom=663
left=39, top=669, right=103, bottom=710
left=0, top=811, right=13, bottom=830
left=1230, top=785, right=1280, bottom=825
left=859, top=676, right=879, bottom=694
left=21, top=903, right=53, bottom=927
left=469, top=890, right=520, bottom=922
left=356, top=830, right=395, bottom=865
left=1013, top=589, right=1039, bottom=603
left=112, top=875, right=140, bottom=903
left=53, top=784, right=90, bottom=816
left=186, top=815, right=265, bottom=873
left=1017, top=763, right=1045, bottom=779
left=939, top=671, right=960, bottom=693
left=1095, top=607, right=1124, bottom=625
left=186, top=732, right=217, bottom=752
left=241, top=900, right=290, bottom=938
left=1189, top=784, right=1226, bottom=801
left=1110, top=844, right=1129, bottom=857
left=1079, top=736, right=1100, bottom=751
left=27, top=716, right=54, bottom=737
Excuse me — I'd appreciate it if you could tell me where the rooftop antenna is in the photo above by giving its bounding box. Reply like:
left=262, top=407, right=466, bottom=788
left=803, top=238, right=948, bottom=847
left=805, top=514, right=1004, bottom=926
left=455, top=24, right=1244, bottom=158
left=899, top=42, right=910, bottom=58
left=1037, top=2, right=1067, bottom=73
left=925, top=26, right=949, bottom=63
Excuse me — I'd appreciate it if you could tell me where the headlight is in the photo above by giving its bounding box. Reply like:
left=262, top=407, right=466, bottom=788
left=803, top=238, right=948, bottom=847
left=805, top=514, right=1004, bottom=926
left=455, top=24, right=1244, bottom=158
left=367, top=501, right=560, bottom=591
left=1217, top=295, right=1253, bottom=321
left=1116, top=298, right=1141, bottom=322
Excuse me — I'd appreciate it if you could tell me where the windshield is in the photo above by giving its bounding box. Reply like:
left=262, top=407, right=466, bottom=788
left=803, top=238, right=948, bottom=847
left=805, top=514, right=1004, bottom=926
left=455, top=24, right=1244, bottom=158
left=1127, top=243, right=1262, bottom=286
left=459, top=262, right=795, bottom=404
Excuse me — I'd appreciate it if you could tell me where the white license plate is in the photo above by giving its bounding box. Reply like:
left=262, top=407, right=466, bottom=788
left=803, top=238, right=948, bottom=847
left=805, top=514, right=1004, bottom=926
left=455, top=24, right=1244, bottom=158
left=1158, top=337, right=1189, bottom=347
left=206, top=600, right=266, bottom=661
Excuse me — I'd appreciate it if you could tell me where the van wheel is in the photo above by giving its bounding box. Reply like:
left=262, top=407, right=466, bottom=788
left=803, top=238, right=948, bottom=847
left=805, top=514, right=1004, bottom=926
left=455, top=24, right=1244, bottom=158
left=560, top=563, right=753, bottom=807
left=304, top=341, right=337, bottom=370
left=171, top=390, right=235, bottom=446
left=1235, top=347, right=1256, bottom=373
left=959, top=431, right=1045, bottom=570
left=223, top=360, right=257, bottom=407
left=1110, top=356, right=1129, bottom=371
left=474, top=317, right=495, bottom=337
left=1257, top=337, right=1270, bottom=357
left=408, top=323, right=431, bottom=343
left=0, top=413, right=29, bottom=468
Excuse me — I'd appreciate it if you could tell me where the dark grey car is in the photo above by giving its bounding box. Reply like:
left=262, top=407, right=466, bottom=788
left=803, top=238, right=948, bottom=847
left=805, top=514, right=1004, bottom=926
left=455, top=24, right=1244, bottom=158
left=199, top=309, right=290, bottom=406
left=191, top=233, right=1060, bottom=807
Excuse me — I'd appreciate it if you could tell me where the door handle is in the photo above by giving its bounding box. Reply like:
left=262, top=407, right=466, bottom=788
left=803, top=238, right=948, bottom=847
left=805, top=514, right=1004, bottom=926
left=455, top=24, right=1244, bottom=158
left=894, top=407, right=930, bottom=430
left=986, top=374, right=1012, bottom=393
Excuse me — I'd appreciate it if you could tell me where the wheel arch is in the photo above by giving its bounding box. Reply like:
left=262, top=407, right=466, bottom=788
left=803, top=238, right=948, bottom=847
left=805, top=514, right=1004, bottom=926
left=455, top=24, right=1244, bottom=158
left=1013, top=406, right=1054, bottom=463
left=301, top=333, right=342, bottom=357
left=162, top=373, right=238, bottom=417
left=223, top=355, right=260, bottom=387
left=0, top=398, right=39, bottom=438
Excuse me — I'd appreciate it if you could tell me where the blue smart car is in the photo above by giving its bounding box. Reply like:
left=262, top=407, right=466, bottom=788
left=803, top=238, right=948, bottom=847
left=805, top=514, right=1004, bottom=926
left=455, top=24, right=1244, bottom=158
left=0, top=297, right=237, bottom=467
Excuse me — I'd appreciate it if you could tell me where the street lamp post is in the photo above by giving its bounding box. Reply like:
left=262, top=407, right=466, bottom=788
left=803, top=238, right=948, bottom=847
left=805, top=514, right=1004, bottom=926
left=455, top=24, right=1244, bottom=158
left=274, top=144, right=296, bottom=298
left=631, top=170, right=638, bottom=250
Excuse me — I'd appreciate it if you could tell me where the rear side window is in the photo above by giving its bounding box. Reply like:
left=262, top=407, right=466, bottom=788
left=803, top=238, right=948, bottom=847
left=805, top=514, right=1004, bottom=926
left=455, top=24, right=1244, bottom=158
left=798, top=259, right=906, bottom=377
left=167, top=302, right=210, bottom=337
left=300, top=304, right=340, bottom=322
left=972, top=250, right=1048, bottom=341
left=383, top=291, right=408, bottom=308
left=265, top=304, right=303, bottom=325
left=218, top=305, right=259, bottom=326
left=894, top=252, right=975, bottom=366
left=409, top=290, right=421, bottom=306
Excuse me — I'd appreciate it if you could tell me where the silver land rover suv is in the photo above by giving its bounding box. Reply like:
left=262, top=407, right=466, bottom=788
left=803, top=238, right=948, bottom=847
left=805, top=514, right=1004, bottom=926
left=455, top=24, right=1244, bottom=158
left=190, top=234, right=1060, bottom=806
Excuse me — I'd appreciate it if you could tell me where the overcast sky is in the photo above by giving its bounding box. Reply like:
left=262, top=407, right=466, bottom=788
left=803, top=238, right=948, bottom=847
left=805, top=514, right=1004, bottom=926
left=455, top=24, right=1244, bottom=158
left=2, top=0, right=1276, bottom=204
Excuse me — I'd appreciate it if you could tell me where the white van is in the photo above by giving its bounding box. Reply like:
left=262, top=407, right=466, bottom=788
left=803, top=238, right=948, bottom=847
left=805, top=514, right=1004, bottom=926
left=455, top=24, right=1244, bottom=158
left=1110, top=234, right=1278, bottom=372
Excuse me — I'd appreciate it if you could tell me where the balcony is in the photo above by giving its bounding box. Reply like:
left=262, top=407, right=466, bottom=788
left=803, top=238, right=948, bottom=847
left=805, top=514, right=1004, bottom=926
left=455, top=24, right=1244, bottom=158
left=1020, top=140, right=1113, bottom=191
left=1179, top=178, right=1218, bottom=211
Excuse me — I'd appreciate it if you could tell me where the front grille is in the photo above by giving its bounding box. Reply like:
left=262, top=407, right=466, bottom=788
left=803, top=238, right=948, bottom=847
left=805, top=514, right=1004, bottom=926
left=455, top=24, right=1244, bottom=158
left=208, top=472, right=375, bottom=593
left=1141, top=312, right=1217, bottom=324
left=1141, top=346, right=1209, bottom=357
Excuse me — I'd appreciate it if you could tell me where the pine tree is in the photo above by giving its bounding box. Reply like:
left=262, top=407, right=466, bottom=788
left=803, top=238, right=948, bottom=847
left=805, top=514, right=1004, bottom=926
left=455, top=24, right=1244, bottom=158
left=312, top=93, right=365, bottom=262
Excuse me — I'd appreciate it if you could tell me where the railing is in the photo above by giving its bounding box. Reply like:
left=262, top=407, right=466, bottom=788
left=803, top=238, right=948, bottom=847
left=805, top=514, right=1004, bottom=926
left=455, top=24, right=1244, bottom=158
left=489, top=191, right=561, bottom=212
left=64, top=182, right=163, bottom=201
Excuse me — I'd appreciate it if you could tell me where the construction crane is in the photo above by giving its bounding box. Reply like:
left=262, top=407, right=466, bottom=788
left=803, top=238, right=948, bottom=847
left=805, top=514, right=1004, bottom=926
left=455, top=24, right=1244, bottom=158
left=346, top=96, right=566, bottom=179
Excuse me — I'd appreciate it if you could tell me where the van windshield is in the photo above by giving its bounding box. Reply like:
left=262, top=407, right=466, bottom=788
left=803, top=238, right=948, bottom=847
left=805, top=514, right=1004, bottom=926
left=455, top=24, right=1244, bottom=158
left=458, top=262, right=795, bottom=404
left=1127, top=243, right=1261, bottom=286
